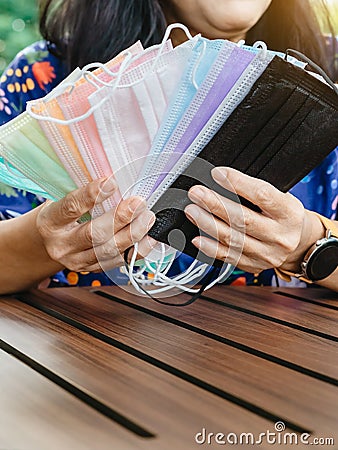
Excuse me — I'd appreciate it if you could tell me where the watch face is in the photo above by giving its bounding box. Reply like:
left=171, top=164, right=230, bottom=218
left=306, top=239, right=338, bottom=281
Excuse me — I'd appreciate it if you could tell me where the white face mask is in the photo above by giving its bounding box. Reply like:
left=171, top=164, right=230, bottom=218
left=89, top=37, right=197, bottom=198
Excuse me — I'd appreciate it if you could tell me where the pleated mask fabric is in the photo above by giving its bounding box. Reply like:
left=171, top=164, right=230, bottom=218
left=0, top=112, right=77, bottom=200
left=140, top=44, right=256, bottom=200
left=88, top=38, right=195, bottom=198
left=148, top=46, right=275, bottom=208
left=148, top=56, right=338, bottom=265
left=133, top=37, right=227, bottom=196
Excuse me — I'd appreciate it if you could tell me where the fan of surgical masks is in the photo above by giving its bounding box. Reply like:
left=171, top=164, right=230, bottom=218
left=0, top=23, right=317, bottom=297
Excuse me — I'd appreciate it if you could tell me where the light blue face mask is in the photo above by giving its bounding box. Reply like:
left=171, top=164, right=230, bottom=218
left=239, top=42, right=307, bottom=69
left=133, top=37, right=226, bottom=196
left=0, top=153, right=53, bottom=199
left=137, top=43, right=257, bottom=199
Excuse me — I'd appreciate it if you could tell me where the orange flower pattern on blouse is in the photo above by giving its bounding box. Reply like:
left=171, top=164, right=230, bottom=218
left=32, top=61, right=56, bottom=90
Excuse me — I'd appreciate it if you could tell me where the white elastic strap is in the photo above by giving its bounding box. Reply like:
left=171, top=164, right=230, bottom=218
left=26, top=52, right=133, bottom=124
left=150, top=22, right=195, bottom=73
left=82, top=51, right=134, bottom=88
left=237, top=39, right=246, bottom=47
left=253, top=40, right=268, bottom=59
left=127, top=242, right=233, bottom=295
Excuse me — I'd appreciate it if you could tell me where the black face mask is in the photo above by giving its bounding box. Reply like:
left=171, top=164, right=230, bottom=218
left=148, top=56, right=338, bottom=266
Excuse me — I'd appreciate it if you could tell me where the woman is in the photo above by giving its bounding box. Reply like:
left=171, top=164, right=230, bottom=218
left=0, top=0, right=337, bottom=289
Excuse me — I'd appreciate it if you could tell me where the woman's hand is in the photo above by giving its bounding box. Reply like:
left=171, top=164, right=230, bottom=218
left=36, top=177, right=156, bottom=272
left=184, top=167, right=325, bottom=274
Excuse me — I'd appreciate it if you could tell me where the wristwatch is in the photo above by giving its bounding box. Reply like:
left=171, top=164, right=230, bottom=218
left=275, top=213, right=338, bottom=283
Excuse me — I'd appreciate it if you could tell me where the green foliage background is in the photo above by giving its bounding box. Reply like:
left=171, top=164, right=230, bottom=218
left=0, top=0, right=40, bottom=75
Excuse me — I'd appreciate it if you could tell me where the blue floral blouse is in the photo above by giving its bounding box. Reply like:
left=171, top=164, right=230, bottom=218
left=0, top=41, right=337, bottom=287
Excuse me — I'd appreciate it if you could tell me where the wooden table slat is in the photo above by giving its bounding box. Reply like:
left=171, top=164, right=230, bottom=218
left=200, top=286, right=338, bottom=338
left=8, top=287, right=338, bottom=439
left=2, top=285, right=337, bottom=450
left=0, top=350, right=150, bottom=450
left=94, top=286, right=338, bottom=380
left=271, top=287, right=338, bottom=308
left=0, top=298, right=278, bottom=449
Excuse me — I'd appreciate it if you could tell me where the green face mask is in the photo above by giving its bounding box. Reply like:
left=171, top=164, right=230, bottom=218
left=0, top=151, right=50, bottom=198
left=0, top=112, right=77, bottom=200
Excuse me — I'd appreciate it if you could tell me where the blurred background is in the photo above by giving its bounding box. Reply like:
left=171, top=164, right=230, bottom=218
left=0, top=0, right=338, bottom=76
left=0, top=0, right=39, bottom=74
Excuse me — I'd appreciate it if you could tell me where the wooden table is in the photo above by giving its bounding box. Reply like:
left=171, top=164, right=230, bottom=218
left=0, top=285, right=337, bottom=450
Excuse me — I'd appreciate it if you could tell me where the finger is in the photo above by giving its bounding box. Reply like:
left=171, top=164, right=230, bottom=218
left=112, top=196, right=147, bottom=234
left=60, top=213, right=156, bottom=272
left=74, top=196, right=147, bottom=249
left=95, top=210, right=156, bottom=262
left=211, top=167, right=294, bottom=220
left=185, top=204, right=246, bottom=254
left=191, top=235, right=273, bottom=273
left=136, top=235, right=158, bottom=259
left=56, top=243, right=125, bottom=273
left=45, top=177, right=118, bottom=227
left=55, top=247, right=98, bottom=272
left=187, top=186, right=277, bottom=242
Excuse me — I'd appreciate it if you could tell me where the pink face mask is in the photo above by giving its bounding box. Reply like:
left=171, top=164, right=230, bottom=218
left=57, top=42, right=145, bottom=184
left=88, top=37, right=197, bottom=198
left=26, top=42, right=144, bottom=210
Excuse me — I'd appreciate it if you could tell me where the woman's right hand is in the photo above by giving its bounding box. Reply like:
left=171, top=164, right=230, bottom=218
left=36, top=177, right=156, bottom=272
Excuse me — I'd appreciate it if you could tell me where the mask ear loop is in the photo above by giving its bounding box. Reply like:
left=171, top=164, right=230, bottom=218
left=124, top=244, right=231, bottom=306
left=26, top=52, right=133, bottom=124
left=150, top=22, right=195, bottom=73
left=285, top=49, right=338, bottom=94
left=253, top=40, right=268, bottom=59
left=81, top=52, right=134, bottom=88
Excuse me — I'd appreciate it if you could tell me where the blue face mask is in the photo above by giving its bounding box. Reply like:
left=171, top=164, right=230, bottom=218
left=138, top=43, right=257, bottom=200
left=0, top=154, right=52, bottom=199
left=133, top=37, right=227, bottom=196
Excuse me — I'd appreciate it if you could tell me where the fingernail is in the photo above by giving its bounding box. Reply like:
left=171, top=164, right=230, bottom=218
left=145, top=211, right=156, bottom=227
left=212, top=167, right=227, bottom=182
left=128, top=196, right=146, bottom=214
left=192, top=236, right=201, bottom=247
left=189, top=186, right=205, bottom=201
left=185, top=205, right=200, bottom=220
left=100, top=176, right=117, bottom=195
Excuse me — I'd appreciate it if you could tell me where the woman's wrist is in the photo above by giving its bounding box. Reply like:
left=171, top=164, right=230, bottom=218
left=278, top=210, right=326, bottom=273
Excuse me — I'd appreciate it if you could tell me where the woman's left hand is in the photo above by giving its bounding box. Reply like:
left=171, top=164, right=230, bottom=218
left=184, top=167, right=325, bottom=273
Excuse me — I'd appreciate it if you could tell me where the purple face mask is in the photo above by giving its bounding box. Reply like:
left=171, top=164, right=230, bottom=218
left=136, top=43, right=255, bottom=199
